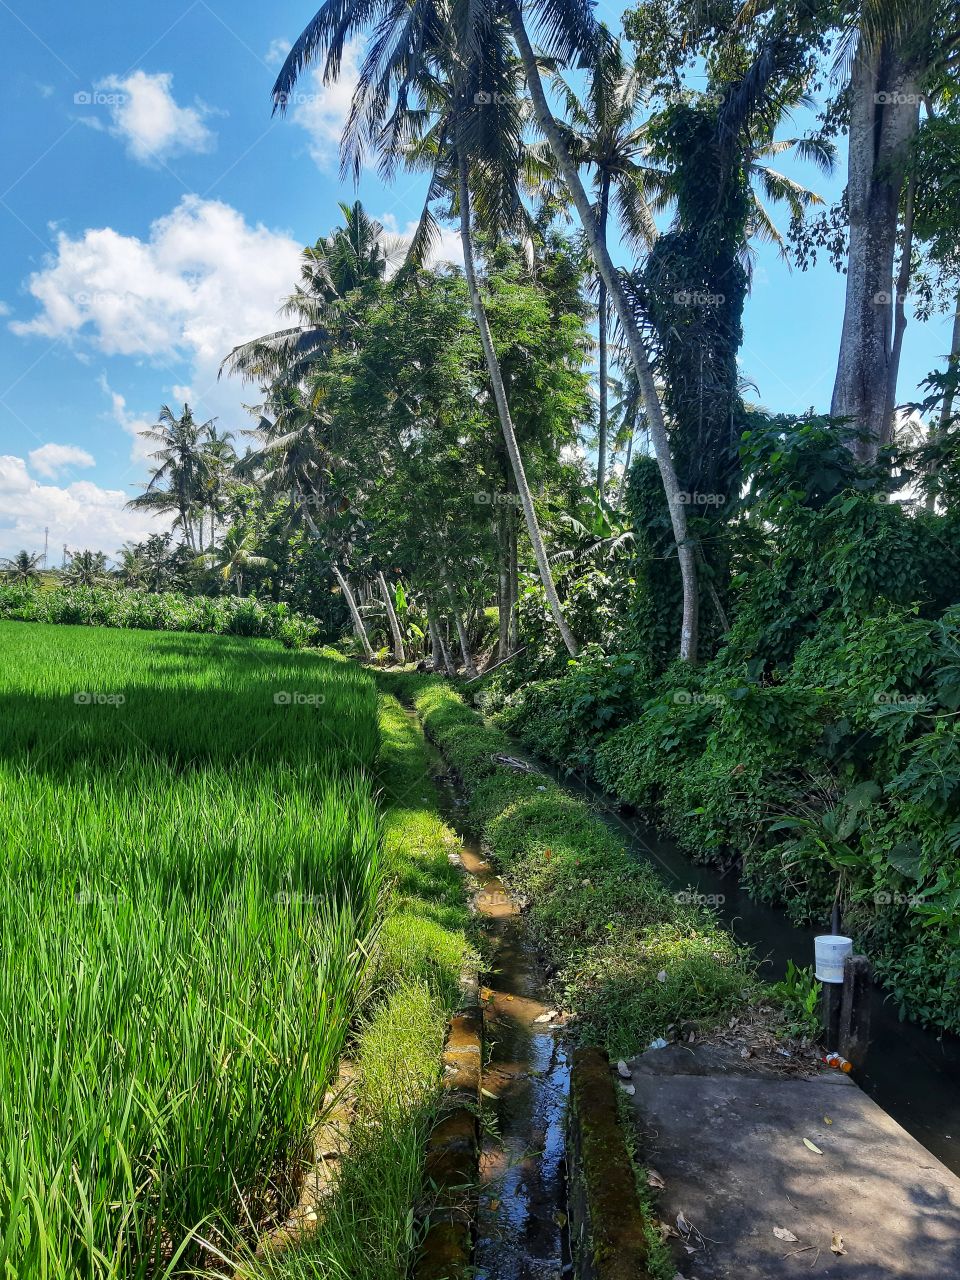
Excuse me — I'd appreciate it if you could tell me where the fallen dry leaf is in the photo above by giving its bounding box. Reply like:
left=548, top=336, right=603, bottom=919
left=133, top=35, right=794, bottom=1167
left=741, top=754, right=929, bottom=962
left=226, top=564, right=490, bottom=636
left=831, top=1232, right=847, bottom=1255
left=488, top=1199, right=500, bottom=1212
left=647, top=1168, right=666, bottom=1190
left=773, top=1227, right=799, bottom=1242
left=657, top=1219, right=679, bottom=1243
left=824, top=1115, right=833, bottom=1125
left=677, top=1211, right=692, bottom=1235
left=802, top=1138, right=823, bottom=1154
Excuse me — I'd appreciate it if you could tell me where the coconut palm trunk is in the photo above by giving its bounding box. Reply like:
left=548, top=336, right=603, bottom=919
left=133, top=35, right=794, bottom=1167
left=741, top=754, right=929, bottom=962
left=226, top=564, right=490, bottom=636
left=497, top=506, right=511, bottom=659
left=926, top=298, right=960, bottom=511
left=377, top=570, right=406, bottom=664
left=428, top=608, right=457, bottom=676
left=504, top=3, right=698, bottom=661
left=456, top=142, right=579, bottom=658
left=596, top=175, right=611, bottom=503
left=332, top=563, right=374, bottom=660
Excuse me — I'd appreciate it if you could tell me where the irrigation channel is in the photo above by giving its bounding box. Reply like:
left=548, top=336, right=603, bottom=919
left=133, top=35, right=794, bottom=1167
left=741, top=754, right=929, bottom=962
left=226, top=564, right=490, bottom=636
left=430, top=744, right=572, bottom=1280
left=549, top=761, right=960, bottom=1177
left=426, top=722, right=960, bottom=1255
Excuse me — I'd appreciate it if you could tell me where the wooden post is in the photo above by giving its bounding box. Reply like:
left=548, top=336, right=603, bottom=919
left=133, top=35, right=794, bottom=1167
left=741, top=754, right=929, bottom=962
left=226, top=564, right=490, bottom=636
left=839, top=954, right=872, bottom=1070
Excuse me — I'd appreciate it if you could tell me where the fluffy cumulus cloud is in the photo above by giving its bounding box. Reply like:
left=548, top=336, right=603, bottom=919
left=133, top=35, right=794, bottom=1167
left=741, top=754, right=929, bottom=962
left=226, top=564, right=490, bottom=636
left=378, top=213, right=464, bottom=272
left=12, top=195, right=304, bottom=425
left=288, top=43, right=362, bottom=168
left=27, top=443, right=95, bottom=478
left=95, top=70, right=216, bottom=164
left=265, top=37, right=292, bottom=68
left=0, top=454, right=157, bottom=561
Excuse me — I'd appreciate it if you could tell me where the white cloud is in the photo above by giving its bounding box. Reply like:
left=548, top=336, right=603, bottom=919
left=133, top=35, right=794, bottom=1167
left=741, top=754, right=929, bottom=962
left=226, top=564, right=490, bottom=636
left=12, top=196, right=304, bottom=429
left=265, top=37, right=291, bottom=68
left=96, top=70, right=215, bottom=164
left=28, top=443, right=96, bottom=478
left=97, top=375, right=158, bottom=465
left=379, top=212, right=464, bottom=272
left=0, top=454, right=157, bottom=561
left=288, top=42, right=361, bottom=168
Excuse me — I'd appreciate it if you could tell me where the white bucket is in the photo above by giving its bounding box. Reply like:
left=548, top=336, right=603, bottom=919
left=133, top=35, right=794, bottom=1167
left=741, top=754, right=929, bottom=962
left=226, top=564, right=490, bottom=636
left=814, top=935, right=853, bottom=984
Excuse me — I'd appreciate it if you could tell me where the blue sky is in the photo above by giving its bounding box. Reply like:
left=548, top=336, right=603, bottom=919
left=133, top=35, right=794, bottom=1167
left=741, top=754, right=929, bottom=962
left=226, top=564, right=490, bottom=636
left=0, top=1, right=953, bottom=561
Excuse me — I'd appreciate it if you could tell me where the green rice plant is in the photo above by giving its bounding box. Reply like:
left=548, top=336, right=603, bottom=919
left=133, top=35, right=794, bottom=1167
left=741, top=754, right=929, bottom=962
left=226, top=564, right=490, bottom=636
left=0, top=622, right=382, bottom=1276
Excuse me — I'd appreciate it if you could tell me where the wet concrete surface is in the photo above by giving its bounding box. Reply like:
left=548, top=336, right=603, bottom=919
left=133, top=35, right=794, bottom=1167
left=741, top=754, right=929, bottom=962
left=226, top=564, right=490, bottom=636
left=459, top=841, right=571, bottom=1280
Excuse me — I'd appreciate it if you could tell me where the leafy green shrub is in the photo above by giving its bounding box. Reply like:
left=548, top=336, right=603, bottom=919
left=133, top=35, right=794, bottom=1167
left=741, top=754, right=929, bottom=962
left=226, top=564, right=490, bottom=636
left=0, top=585, right=321, bottom=648
left=408, top=676, right=756, bottom=1055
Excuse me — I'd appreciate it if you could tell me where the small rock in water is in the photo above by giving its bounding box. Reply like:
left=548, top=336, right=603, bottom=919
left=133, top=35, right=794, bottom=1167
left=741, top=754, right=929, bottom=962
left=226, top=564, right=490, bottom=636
left=534, top=1010, right=557, bottom=1023
left=617, top=1059, right=632, bottom=1079
left=619, top=1082, right=636, bottom=1095
left=648, top=1037, right=670, bottom=1051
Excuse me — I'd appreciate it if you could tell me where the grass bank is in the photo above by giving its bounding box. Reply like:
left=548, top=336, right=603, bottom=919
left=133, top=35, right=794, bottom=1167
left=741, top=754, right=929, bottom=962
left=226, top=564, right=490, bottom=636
left=400, top=675, right=758, bottom=1057
left=246, top=690, right=474, bottom=1280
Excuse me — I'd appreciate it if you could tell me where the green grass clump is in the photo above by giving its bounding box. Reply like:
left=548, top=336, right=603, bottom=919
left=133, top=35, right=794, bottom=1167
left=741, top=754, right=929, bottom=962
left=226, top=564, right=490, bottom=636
left=407, top=676, right=757, bottom=1056
left=0, top=622, right=381, bottom=1276
left=243, top=692, right=474, bottom=1280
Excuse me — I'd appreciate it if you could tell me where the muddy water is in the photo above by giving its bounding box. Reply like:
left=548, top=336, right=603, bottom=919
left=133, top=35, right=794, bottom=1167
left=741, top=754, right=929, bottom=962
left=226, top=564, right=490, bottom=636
left=457, top=839, right=571, bottom=1280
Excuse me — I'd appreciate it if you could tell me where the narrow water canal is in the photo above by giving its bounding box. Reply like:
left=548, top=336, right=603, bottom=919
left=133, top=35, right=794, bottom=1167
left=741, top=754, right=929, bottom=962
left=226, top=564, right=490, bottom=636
left=553, top=765, right=960, bottom=1177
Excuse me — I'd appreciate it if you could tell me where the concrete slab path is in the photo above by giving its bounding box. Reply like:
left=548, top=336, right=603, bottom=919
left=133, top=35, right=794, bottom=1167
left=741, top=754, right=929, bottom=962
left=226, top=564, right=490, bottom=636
left=623, top=1043, right=960, bottom=1278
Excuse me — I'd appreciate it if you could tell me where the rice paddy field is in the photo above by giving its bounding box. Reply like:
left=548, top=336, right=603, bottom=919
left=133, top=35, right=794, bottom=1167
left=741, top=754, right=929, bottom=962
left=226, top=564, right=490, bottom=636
left=0, top=621, right=383, bottom=1277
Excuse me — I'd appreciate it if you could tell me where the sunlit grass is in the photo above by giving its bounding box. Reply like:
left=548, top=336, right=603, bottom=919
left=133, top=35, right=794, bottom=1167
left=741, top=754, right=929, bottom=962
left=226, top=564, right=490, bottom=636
left=0, top=622, right=381, bottom=1277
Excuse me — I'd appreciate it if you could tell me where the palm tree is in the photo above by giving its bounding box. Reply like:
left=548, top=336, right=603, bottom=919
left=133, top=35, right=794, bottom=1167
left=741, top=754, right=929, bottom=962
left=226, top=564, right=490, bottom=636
left=115, top=544, right=147, bottom=588
left=126, top=405, right=215, bottom=550
left=63, top=550, right=109, bottom=587
left=272, top=6, right=581, bottom=657
left=207, top=527, right=275, bottom=596
left=547, top=36, right=656, bottom=504
left=0, top=550, right=44, bottom=584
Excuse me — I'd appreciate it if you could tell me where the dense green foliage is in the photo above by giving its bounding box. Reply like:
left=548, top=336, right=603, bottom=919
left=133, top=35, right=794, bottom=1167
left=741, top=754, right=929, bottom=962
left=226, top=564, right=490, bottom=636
left=405, top=676, right=755, bottom=1054
left=483, top=421, right=960, bottom=1030
left=0, top=624, right=382, bottom=1275
left=0, top=584, right=323, bottom=648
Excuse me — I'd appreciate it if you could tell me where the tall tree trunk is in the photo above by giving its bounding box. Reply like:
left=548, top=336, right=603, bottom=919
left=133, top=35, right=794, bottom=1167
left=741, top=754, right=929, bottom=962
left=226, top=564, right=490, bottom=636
left=377, top=569, right=406, bottom=664
left=456, top=140, right=579, bottom=658
left=428, top=612, right=443, bottom=670
left=926, top=298, right=960, bottom=511
left=332, top=563, right=374, bottom=661
left=883, top=167, right=917, bottom=445
left=429, top=607, right=457, bottom=677
left=831, top=39, right=922, bottom=462
left=497, top=505, right=511, bottom=660
left=597, top=176, right=611, bottom=503
left=505, top=3, right=698, bottom=662
left=508, top=507, right=519, bottom=655
left=445, top=574, right=478, bottom=679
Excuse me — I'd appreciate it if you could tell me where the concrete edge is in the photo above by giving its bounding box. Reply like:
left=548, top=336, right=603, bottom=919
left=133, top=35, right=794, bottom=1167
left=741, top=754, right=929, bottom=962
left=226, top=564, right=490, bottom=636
left=567, top=1047, right=655, bottom=1280
left=413, top=1003, right=482, bottom=1280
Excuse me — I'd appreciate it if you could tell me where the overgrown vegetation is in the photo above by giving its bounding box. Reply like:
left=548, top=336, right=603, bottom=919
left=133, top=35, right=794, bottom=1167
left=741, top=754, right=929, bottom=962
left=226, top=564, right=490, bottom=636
left=405, top=675, right=756, bottom=1054
left=0, top=583, right=323, bottom=647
